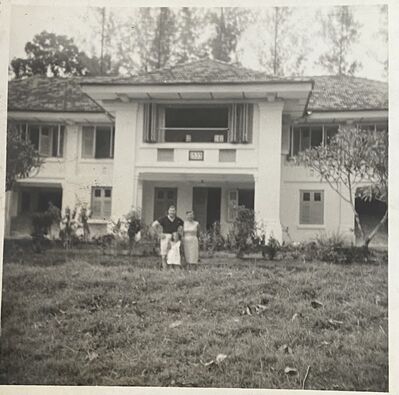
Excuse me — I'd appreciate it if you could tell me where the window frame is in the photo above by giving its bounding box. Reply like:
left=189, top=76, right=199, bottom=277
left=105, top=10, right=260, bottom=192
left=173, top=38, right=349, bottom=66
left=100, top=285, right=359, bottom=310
left=299, top=189, right=324, bottom=226
left=91, top=186, right=112, bottom=219
left=290, top=121, right=388, bottom=157
left=81, top=124, right=115, bottom=159
left=16, top=123, right=64, bottom=158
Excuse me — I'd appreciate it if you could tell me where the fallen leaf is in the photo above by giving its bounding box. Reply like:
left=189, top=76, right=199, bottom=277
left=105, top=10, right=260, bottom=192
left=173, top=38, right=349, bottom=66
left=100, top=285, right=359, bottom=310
left=200, top=359, right=214, bottom=367
left=169, top=320, right=182, bottom=329
left=311, top=300, right=323, bottom=309
left=278, top=344, right=293, bottom=354
left=255, top=304, right=268, bottom=314
left=216, top=353, right=227, bottom=364
left=284, top=366, right=298, bottom=376
left=242, top=305, right=252, bottom=316
left=87, top=351, right=98, bottom=362
left=327, top=319, right=343, bottom=328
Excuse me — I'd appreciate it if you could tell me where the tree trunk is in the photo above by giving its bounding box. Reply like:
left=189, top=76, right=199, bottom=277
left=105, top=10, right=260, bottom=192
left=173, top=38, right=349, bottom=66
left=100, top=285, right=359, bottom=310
left=364, top=209, right=388, bottom=248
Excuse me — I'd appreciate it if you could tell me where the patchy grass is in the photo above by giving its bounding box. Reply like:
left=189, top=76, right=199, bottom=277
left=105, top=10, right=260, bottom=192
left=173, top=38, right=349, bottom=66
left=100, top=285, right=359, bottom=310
left=0, top=251, right=388, bottom=390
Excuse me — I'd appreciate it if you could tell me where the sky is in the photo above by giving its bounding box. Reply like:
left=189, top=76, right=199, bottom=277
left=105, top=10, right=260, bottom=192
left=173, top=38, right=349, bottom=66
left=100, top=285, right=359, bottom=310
left=8, top=4, right=387, bottom=81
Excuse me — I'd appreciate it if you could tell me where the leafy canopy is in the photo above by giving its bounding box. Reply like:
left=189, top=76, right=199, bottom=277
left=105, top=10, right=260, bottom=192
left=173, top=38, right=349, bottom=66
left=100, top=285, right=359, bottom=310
left=6, top=124, right=43, bottom=191
left=298, top=125, right=388, bottom=247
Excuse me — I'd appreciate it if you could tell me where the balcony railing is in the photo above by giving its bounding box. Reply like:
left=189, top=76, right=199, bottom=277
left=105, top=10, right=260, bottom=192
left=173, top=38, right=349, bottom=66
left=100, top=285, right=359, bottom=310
left=160, top=127, right=229, bottom=143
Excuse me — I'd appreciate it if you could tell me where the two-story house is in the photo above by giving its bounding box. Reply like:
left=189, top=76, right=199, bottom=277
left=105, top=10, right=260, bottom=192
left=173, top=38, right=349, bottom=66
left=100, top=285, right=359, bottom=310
left=5, top=59, right=388, bottom=243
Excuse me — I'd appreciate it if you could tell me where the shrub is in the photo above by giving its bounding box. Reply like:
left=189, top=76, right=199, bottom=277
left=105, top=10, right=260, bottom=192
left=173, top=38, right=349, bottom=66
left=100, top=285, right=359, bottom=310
left=31, top=203, right=61, bottom=253
left=59, top=205, right=91, bottom=249
left=230, top=208, right=257, bottom=257
left=262, top=235, right=281, bottom=260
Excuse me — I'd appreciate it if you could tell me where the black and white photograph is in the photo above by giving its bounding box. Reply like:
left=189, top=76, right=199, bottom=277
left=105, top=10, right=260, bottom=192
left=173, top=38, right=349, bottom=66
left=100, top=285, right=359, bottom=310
left=0, top=0, right=396, bottom=393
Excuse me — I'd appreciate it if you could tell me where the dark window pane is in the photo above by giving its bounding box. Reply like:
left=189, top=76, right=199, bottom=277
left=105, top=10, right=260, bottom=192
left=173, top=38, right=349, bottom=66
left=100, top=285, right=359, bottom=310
left=311, top=127, right=323, bottom=147
left=104, top=189, right=111, bottom=198
left=59, top=127, right=64, bottom=157
left=167, top=191, right=174, bottom=199
left=376, top=123, right=388, bottom=132
left=95, top=127, right=111, bottom=158
left=314, top=192, right=322, bottom=201
left=28, top=125, right=40, bottom=150
left=300, top=127, right=310, bottom=151
left=303, top=192, right=310, bottom=201
left=325, top=126, right=339, bottom=144
left=293, top=127, right=300, bottom=155
left=157, top=191, right=164, bottom=199
left=52, top=127, right=59, bottom=156
left=238, top=189, right=254, bottom=209
left=94, top=189, right=101, bottom=197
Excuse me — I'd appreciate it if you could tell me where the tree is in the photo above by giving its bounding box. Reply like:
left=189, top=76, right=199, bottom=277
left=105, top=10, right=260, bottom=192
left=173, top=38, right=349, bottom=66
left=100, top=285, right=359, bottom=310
left=148, top=8, right=178, bottom=70
left=207, top=8, right=251, bottom=63
left=11, top=31, right=89, bottom=78
left=298, top=126, right=388, bottom=249
left=174, top=7, right=201, bottom=64
left=378, top=5, right=388, bottom=77
left=318, top=6, right=362, bottom=75
left=6, top=124, right=42, bottom=191
left=254, top=7, right=308, bottom=76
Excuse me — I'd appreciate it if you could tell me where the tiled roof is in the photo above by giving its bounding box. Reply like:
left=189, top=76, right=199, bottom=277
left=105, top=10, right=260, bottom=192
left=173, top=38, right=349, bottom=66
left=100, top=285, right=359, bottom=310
left=80, top=58, right=309, bottom=85
left=308, top=75, right=388, bottom=112
left=7, top=76, right=103, bottom=112
left=7, top=60, right=388, bottom=113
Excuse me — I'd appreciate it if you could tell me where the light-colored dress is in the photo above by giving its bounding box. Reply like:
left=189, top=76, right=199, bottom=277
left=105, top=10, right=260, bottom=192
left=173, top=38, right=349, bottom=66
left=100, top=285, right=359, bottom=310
left=183, top=220, right=199, bottom=264
left=167, top=240, right=181, bottom=266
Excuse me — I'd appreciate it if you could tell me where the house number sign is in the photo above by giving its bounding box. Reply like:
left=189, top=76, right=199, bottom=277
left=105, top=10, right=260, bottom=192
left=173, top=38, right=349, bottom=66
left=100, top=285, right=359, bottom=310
left=189, top=150, right=204, bottom=161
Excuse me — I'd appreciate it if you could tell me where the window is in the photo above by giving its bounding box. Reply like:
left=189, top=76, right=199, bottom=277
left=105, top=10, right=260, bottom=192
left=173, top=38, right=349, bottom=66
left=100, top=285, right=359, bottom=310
left=291, top=122, right=388, bottom=156
left=299, top=190, right=324, bottom=225
left=16, top=123, right=64, bottom=157
left=291, top=125, right=335, bottom=156
left=227, top=189, right=254, bottom=222
left=82, top=125, right=114, bottom=159
left=91, top=187, right=112, bottom=219
left=143, top=104, right=253, bottom=143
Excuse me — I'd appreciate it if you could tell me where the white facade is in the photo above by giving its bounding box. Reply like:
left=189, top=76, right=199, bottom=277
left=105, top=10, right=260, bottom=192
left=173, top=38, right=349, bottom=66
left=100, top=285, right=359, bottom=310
left=5, top=79, right=388, bottom=244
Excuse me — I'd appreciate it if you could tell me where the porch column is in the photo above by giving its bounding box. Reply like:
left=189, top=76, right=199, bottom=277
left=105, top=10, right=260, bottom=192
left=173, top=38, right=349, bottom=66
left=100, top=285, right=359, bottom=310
left=111, top=104, right=139, bottom=219
left=255, top=101, right=284, bottom=242
left=135, top=177, right=143, bottom=212
left=62, top=124, right=79, bottom=212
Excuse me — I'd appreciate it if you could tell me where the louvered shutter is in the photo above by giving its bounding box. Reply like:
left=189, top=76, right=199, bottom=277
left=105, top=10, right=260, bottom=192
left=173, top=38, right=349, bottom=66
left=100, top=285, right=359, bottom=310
left=228, top=104, right=238, bottom=143
left=228, top=104, right=253, bottom=143
left=300, top=191, right=311, bottom=224
left=143, top=103, right=159, bottom=143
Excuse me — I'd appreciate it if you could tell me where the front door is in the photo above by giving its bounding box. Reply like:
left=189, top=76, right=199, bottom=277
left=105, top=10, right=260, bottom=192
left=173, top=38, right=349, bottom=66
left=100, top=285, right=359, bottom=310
left=154, top=188, right=177, bottom=220
left=192, top=187, right=221, bottom=230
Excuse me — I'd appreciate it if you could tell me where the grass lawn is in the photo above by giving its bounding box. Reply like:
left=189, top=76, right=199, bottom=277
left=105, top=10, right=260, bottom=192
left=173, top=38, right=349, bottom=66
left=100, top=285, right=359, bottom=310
left=0, top=250, right=388, bottom=390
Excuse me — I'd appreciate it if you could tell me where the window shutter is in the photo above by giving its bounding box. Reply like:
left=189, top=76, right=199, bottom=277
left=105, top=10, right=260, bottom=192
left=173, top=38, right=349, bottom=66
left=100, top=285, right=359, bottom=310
left=300, top=190, right=324, bottom=225
left=228, top=104, right=253, bottom=143
left=82, top=127, right=95, bottom=158
left=310, top=192, right=324, bottom=225
left=228, top=104, right=238, bottom=143
left=227, top=190, right=239, bottom=222
left=143, top=103, right=158, bottom=143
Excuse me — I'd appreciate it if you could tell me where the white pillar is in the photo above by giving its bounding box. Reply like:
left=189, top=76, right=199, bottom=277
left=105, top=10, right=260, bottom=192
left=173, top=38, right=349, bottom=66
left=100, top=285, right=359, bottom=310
left=255, top=101, right=284, bottom=242
left=111, top=104, right=139, bottom=219
left=135, top=177, right=143, bottom=212
left=62, top=124, right=79, bottom=212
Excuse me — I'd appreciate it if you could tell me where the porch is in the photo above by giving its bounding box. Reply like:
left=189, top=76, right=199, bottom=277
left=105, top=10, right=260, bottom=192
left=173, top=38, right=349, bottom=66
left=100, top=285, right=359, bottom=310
left=138, top=173, right=255, bottom=235
left=6, top=183, right=62, bottom=237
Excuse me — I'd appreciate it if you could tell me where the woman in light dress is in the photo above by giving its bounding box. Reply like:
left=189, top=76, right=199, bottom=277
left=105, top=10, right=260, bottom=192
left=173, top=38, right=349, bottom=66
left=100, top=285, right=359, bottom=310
left=183, top=210, right=200, bottom=265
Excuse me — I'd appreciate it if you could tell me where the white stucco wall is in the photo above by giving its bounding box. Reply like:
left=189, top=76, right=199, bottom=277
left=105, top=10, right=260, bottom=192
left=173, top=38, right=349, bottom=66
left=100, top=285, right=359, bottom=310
left=280, top=157, right=355, bottom=243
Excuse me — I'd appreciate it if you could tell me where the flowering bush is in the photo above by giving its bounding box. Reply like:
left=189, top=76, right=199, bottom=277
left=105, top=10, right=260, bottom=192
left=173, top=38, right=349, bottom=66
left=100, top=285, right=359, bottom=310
left=59, top=204, right=91, bottom=248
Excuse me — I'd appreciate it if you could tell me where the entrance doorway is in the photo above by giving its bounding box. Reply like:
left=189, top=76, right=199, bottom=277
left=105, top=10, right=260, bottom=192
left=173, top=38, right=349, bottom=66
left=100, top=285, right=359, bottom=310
left=192, top=187, right=221, bottom=230
left=154, top=187, right=177, bottom=220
